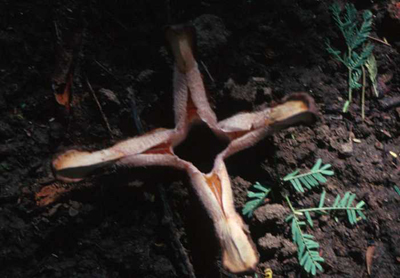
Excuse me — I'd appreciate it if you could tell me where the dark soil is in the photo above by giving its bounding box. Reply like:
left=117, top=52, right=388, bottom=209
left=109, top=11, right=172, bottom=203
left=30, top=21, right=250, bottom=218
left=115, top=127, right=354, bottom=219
left=1, top=0, right=400, bottom=277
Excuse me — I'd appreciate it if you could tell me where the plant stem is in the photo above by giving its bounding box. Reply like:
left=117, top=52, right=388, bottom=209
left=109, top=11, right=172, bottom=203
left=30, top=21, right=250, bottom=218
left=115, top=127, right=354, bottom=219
left=348, top=47, right=353, bottom=102
left=285, top=195, right=296, bottom=214
left=285, top=195, right=364, bottom=214
left=297, top=207, right=363, bottom=213
left=285, top=195, right=321, bottom=273
left=348, top=70, right=353, bottom=102
left=361, top=65, right=366, bottom=119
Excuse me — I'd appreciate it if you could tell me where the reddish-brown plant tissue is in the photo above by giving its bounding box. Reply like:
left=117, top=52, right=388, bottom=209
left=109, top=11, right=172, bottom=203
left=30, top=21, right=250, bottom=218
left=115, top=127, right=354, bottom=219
left=39, top=24, right=317, bottom=274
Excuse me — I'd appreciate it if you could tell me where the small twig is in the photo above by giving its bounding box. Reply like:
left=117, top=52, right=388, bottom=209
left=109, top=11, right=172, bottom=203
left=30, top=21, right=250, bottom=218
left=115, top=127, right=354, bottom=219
left=378, top=96, right=400, bottom=110
left=104, top=10, right=129, bottom=31
left=131, top=91, right=195, bottom=277
left=53, top=21, right=61, bottom=43
left=200, top=60, right=215, bottom=83
left=368, top=35, right=391, bottom=47
left=86, top=78, right=114, bottom=139
left=158, top=184, right=197, bottom=278
left=94, top=60, right=119, bottom=81
left=361, top=65, right=366, bottom=120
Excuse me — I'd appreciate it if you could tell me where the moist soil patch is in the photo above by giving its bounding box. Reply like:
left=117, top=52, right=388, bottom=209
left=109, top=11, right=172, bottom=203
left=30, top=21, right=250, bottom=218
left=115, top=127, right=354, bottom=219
left=1, top=0, right=400, bottom=277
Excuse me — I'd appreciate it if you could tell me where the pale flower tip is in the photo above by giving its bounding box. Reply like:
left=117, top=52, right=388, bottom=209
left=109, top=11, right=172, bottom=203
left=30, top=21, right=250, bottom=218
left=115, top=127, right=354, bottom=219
left=219, top=216, right=259, bottom=274
left=222, top=249, right=258, bottom=274
left=165, top=24, right=196, bottom=73
left=52, top=149, right=123, bottom=182
left=285, top=92, right=318, bottom=117
left=270, top=92, right=318, bottom=129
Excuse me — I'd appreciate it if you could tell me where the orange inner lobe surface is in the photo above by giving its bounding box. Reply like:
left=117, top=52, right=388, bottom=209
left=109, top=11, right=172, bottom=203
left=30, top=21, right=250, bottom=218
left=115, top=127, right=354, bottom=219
left=186, top=89, right=199, bottom=123
left=143, top=141, right=173, bottom=155
left=146, top=128, right=168, bottom=134
left=264, top=118, right=273, bottom=126
left=54, top=72, right=72, bottom=111
left=227, top=130, right=251, bottom=140
left=205, top=173, right=224, bottom=210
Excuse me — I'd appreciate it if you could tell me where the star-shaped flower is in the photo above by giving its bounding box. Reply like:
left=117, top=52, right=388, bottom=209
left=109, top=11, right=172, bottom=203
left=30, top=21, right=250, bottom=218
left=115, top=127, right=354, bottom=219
left=38, top=24, right=317, bottom=274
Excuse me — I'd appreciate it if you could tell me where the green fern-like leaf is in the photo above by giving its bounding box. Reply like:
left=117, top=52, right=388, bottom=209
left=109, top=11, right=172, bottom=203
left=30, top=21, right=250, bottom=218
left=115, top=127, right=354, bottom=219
left=318, top=190, right=326, bottom=208
left=352, top=10, right=373, bottom=49
left=327, top=2, right=375, bottom=115
left=285, top=190, right=366, bottom=275
left=349, top=69, right=362, bottom=89
left=349, top=44, right=374, bottom=69
left=296, top=191, right=366, bottom=225
left=394, top=185, right=400, bottom=196
left=287, top=216, right=324, bottom=275
left=342, top=4, right=359, bottom=48
left=326, top=41, right=345, bottom=64
left=242, top=182, right=271, bottom=218
left=365, top=54, right=379, bottom=97
left=327, top=3, right=374, bottom=70
left=330, top=2, right=344, bottom=29
left=331, top=191, right=366, bottom=224
left=283, top=159, right=334, bottom=193
left=333, top=3, right=372, bottom=52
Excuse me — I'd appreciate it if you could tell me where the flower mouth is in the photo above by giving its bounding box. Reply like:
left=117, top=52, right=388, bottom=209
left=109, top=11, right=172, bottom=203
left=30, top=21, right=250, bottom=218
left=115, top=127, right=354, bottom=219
left=174, top=122, right=229, bottom=173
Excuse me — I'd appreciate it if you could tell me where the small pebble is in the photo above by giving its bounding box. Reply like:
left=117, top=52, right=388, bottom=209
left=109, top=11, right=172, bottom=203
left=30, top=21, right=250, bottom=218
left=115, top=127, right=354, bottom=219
left=375, top=141, right=384, bottom=150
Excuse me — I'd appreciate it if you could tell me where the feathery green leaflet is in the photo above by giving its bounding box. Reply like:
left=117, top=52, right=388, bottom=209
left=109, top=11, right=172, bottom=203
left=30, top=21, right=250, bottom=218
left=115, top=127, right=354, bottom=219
left=242, top=182, right=271, bottom=218
left=365, top=54, right=379, bottom=97
left=283, top=159, right=334, bottom=193
left=285, top=190, right=365, bottom=275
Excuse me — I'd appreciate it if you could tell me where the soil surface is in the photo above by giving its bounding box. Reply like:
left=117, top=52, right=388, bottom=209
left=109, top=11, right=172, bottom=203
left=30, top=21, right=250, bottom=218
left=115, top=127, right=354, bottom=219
left=1, top=0, right=400, bottom=277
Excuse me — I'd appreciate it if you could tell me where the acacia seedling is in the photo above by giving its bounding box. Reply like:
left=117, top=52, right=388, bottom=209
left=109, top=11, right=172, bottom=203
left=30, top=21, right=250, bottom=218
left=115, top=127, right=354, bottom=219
left=243, top=159, right=366, bottom=276
left=285, top=190, right=366, bottom=275
left=326, top=2, right=374, bottom=116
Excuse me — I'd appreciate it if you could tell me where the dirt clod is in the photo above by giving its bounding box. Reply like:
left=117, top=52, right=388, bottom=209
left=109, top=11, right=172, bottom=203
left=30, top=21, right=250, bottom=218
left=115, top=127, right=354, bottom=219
left=258, top=233, right=282, bottom=251
left=254, top=204, right=289, bottom=224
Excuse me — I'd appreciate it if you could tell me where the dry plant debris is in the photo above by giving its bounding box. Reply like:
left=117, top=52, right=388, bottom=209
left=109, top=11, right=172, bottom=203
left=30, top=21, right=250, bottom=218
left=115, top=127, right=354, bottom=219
left=38, top=24, right=318, bottom=274
left=51, top=28, right=83, bottom=112
left=366, top=244, right=375, bottom=276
